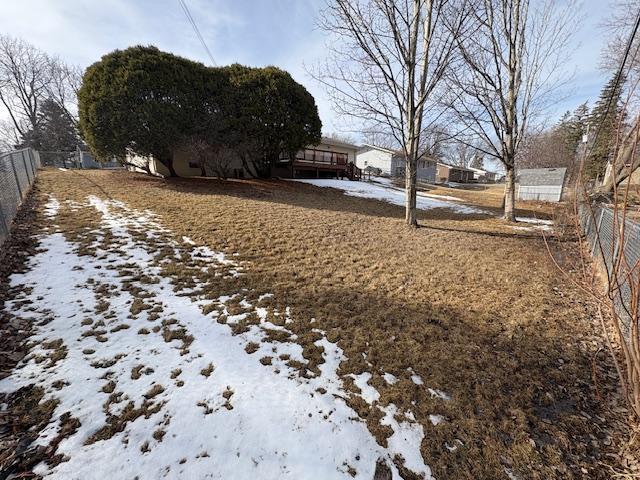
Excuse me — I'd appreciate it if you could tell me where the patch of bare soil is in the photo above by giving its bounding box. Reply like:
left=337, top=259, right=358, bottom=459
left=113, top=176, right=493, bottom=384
left=3, top=168, right=634, bottom=478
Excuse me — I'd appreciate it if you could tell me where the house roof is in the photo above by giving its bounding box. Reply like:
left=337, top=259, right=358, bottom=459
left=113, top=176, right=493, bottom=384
left=437, top=162, right=474, bottom=172
left=468, top=166, right=496, bottom=175
left=358, top=144, right=401, bottom=155
left=319, top=136, right=360, bottom=150
left=517, top=167, right=567, bottom=186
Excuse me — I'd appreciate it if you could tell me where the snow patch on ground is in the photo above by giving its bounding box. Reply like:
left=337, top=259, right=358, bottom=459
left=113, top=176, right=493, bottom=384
left=513, top=217, right=553, bottom=232
left=429, top=414, right=446, bottom=426
left=428, top=388, right=451, bottom=401
left=418, top=192, right=463, bottom=202
left=383, top=373, right=398, bottom=385
left=0, top=195, right=434, bottom=480
left=350, top=372, right=380, bottom=404
left=291, top=179, right=485, bottom=215
left=43, top=196, right=60, bottom=218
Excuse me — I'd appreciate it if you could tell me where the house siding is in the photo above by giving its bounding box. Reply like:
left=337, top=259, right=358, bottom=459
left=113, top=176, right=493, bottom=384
left=358, top=147, right=436, bottom=182
left=128, top=140, right=356, bottom=179
left=437, top=164, right=473, bottom=183
left=416, top=159, right=437, bottom=183
left=356, top=148, right=393, bottom=174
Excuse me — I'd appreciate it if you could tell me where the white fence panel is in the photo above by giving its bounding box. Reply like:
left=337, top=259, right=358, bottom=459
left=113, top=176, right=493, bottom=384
left=517, top=185, right=562, bottom=202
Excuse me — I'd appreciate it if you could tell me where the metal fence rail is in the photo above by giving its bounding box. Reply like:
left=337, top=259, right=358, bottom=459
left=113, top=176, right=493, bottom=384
left=0, top=148, right=40, bottom=246
left=578, top=202, right=640, bottom=332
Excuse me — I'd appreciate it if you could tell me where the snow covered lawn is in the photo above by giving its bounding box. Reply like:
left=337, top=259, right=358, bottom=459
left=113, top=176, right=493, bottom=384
left=0, top=195, right=452, bottom=479
left=291, top=179, right=485, bottom=215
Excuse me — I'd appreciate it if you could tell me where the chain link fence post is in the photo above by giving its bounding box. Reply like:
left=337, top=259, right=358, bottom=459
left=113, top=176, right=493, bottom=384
left=9, top=153, right=23, bottom=198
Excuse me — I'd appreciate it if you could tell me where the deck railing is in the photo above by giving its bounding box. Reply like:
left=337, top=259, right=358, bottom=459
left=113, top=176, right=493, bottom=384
left=282, top=148, right=348, bottom=166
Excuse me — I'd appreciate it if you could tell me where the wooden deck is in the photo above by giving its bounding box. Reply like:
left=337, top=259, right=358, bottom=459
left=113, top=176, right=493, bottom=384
left=273, top=149, right=361, bottom=180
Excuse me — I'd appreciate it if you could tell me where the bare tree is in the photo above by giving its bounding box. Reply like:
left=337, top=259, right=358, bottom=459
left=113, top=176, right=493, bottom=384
left=0, top=35, right=82, bottom=148
left=182, top=136, right=235, bottom=180
left=447, top=0, right=577, bottom=221
left=47, top=60, right=83, bottom=128
left=361, top=128, right=397, bottom=149
left=446, top=137, right=479, bottom=167
left=0, top=119, right=19, bottom=151
left=0, top=35, right=51, bottom=140
left=324, top=131, right=358, bottom=145
left=314, top=0, right=467, bottom=227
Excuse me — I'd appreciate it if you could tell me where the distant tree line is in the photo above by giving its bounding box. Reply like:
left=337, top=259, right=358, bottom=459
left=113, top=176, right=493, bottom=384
left=517, top=70, right=628, bottom=185
left=78, top=46, right=322, bottom=178
left=0, top=35, right=82, bottom=152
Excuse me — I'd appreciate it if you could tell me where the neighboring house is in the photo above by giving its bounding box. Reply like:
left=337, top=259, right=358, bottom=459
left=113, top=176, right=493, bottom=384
left=40, top=147, right=120, bottom=169
left=469, top=166, right=497, bottom=183
left=516, top=167, right=567, bottom=202
left=127, top=137, right=362, bottom=180
left=436, top=163, right=474, bottom=183
left=355, top=145, right=437, bottom=182
left=604, top=159, right=640, bottom=186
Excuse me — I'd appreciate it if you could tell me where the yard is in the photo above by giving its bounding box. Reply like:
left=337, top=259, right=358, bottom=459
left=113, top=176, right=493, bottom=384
left=0, top=169, right=629, bottom=479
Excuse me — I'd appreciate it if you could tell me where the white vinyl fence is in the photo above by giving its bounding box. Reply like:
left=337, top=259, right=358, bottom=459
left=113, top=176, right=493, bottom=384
left=517, top=185, right=563, bottom=202
left=0, top=148, right=41, bottom=246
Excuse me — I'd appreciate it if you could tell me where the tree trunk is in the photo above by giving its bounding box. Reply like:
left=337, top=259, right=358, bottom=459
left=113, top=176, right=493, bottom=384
left=597, top=121, right=640, bottom=194
left=405, top=153, right=418, bottom=227
left=166, top=159, right=177, bottom=177
left=157, top=152, right=177, bottom=177
left=503, top=165, right=516, bottom=222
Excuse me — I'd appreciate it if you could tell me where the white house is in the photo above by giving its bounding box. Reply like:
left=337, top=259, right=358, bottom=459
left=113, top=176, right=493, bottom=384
left=355, top=144, right=436, bottom=182
left=468, top=166, right=497, bottom=183
left=126, top=137, right=361, bottom=180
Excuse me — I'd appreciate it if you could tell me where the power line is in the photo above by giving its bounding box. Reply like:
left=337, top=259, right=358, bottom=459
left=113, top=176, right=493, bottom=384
left=178, top=0, right=217, bottom=66
left=588, top=7, right=640, bottom=155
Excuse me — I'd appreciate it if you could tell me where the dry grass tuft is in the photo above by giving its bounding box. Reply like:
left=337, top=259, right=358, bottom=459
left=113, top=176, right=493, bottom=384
left=200, top=363, right=215, bottom=377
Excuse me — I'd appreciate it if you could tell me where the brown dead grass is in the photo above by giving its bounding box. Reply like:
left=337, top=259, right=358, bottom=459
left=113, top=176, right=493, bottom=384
left=392, top=178, right=556, bottom=223
left=30, top=168, right=628, bottom=479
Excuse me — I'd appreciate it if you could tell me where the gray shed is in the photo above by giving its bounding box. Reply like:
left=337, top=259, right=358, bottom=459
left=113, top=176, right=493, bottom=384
left=516, top=167, right=567, bottom=202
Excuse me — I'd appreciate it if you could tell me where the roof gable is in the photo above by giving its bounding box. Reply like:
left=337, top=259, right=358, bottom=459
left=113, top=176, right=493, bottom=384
left=517, top=167, right=567, bottom=186
left=319, top=136, right=360, bottom=150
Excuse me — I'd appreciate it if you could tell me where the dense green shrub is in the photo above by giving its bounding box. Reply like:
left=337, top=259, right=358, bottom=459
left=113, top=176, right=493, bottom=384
left=78, top=46, right=321, bottom=177
left=223, top=64, right=322, bottom=177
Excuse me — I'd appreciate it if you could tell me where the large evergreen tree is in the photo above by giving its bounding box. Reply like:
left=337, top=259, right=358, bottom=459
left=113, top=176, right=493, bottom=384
left=78, top=47, right=321, bottom=178
left=586, top=74, right=626, bottom=179
left=19, top=98, right=80, bottom=151
left=78, top=46, right=215, bottom=176
left=223, top=64, right=322, bottom=177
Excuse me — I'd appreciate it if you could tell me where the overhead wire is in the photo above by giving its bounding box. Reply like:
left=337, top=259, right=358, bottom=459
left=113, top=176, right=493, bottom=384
left=178, top=0, right=217, bottom=66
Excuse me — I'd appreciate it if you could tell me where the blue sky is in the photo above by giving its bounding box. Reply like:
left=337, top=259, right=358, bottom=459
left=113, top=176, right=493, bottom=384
left=0, top=0, right=615, bottom=136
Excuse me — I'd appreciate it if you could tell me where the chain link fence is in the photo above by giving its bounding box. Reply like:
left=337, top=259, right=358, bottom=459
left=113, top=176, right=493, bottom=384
left=578, top=202, right=640, bottom=332
left=0, top=148, right=41, bottom=246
